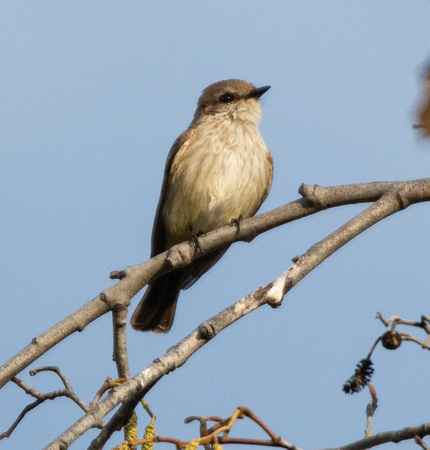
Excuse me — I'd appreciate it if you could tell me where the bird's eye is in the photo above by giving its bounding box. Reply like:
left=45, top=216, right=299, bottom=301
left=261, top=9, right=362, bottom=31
left=219, top=93, right=235, bottom=103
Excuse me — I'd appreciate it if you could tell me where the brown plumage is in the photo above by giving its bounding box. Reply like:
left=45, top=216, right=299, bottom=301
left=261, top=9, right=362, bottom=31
left=131, top=79, right=273, bottom=333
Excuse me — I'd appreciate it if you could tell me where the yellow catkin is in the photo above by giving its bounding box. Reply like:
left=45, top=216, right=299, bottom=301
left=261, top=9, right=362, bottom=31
left=125, top=412, right=139, bottom=441
left=211, top=444, right=223, bottom=450
left=141, top=424, right=156, bottom=450
left=184, top=440, right=200, bottom=450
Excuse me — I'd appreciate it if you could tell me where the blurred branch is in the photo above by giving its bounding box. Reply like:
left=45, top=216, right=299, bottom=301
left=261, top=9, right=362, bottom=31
left=413, top=63, right=430, bottom=137
left=1, top=178, right=430, bottom=390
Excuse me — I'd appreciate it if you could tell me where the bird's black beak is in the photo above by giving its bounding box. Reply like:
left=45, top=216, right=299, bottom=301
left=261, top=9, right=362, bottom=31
left=248, top=85, right=271, bottom=99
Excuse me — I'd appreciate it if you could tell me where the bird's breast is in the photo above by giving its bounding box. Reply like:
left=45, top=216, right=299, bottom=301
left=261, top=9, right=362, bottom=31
left=162, top=119, right=273, bottom=247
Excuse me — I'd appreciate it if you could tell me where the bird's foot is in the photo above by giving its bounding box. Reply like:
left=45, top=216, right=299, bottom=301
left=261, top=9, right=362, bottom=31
left=189, top=229, right=206, bottom=252
left=230, top=215, right=243, bottom=233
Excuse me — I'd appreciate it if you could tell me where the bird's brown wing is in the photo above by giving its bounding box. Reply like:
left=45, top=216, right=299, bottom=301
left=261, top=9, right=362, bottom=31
left=151, top=128, right=230, bottom=290
left=150, top=130, right=191, bottom=257
left=131, top=131, right=192, bottom=333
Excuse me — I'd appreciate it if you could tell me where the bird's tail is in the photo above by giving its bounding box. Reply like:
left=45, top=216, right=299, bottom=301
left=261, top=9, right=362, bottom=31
left=130, top=269, right=182, bottom=333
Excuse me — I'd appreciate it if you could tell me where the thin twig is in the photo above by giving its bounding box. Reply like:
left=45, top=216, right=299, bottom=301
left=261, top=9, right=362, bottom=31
left=322, top=422, right=430, bottom=450
left=90, top=377, right=127, bottom=408
left=1, top=368, right=93, bottom=440
left=376, top=313, right=430, bottom=350
left=364, top=384, right=378, bottom=438
left=0, top=399, right=43, bottom=439
left=112, top=308, right=130, bottom=379
left=11, top=368, right=89, bottom=412
left=129, top=407, right=300, bottom=450
left=415, top=435, right=430, bottom=450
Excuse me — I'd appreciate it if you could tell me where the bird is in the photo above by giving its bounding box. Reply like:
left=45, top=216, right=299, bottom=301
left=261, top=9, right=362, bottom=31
left=131, top=79, right=273, bottom=333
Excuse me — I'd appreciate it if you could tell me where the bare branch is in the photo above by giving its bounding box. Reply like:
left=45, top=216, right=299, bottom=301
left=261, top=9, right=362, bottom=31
left=13, top=367, right=89, bottom=412
left=0, top=398, right=43, bottom=440
left=1, top=367, right=94, bottom=441
left=2, top=178, right=430, bottom=389
left=112, top=308, right=130, bottom=379
left=415, top=436, right=430, bottom=450
left=364, top=384, right=378, bottom=438
left=89, top=377, right=127, bottom=409
left=43, top=180, right=430, bottom=448
left=322, top=422, right=430, bottom=450
left=376, top=313, right=430, bottom=350
left=128, top=406, right=300, bottom=450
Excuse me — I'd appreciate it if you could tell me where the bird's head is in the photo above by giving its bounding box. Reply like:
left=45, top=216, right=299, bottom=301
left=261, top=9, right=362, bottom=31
left=193, top=79, right=270, bottom=127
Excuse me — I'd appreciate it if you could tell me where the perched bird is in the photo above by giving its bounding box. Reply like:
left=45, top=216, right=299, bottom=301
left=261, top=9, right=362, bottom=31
left=131, top=79, right=273, bottom=333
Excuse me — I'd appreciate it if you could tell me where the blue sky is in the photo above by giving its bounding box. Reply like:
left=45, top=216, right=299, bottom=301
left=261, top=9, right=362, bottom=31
left=1, top=2, right=430, bottom=449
